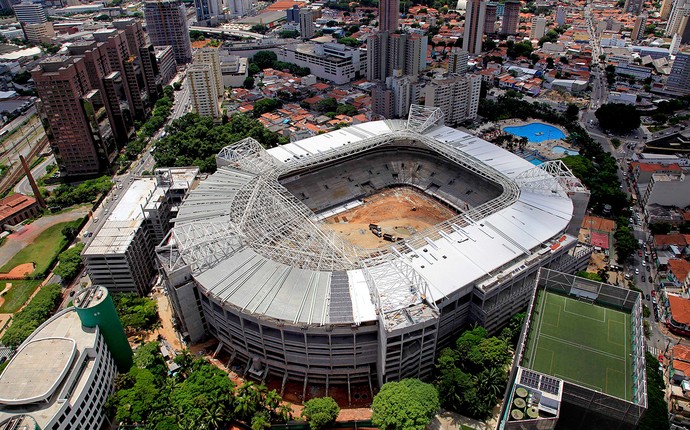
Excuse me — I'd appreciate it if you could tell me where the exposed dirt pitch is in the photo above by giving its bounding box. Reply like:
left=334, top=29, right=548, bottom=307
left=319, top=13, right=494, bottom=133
left=322, top=187, right=457, bottom=249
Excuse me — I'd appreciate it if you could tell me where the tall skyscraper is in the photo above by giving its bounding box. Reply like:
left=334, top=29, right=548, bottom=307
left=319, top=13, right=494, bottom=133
left=631, top=13, right=647, bottom=41
left=32, top=56, right=117, bottom=176
left=193, top=42, right=223, bottom=97
left=144, top=0, right=192, bottom=64
left=113, top=18, right=162, bottom=103
left=484, top=2, right=497, bottom=34
left=424, top=74, right=481, bottom=125
left=624, top=0, right=643, bottom=15
left=300, top=9, right=315, bottom=39
left=463, top=0, right=486, bottom=54
left=556, top=5, right=566, bottom=26
left=679, top=15, right=690, bottom=43
left=379, top=0, right=400, bottom=32
left=531, top=16, right=547, bottom=39
left=188, top=64, right=221, bottom=119
left=448, top=47, right=469, bottom=74
left=194, top=0, right=222, bottom=24
left=227, top=0, right=254, bottom=17
left=12, top=2, right=46, bottom=24
left=287, top=4, right=299, bottom=23
left=500, top=0, right=520, bottom=36
left=666, top=50, right=690, bottom=95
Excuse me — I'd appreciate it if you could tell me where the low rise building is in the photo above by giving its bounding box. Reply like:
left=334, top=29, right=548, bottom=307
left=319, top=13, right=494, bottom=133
left=278, top=41, right=364, bottom=85
left=0, top=193, right=39, bottom=228
left=641, top=172, right=690, bottom=209
left=220, top=53, right=248, bottom=87
left=82, top=168, right=198, bottom=295
left=608, top=91, right=637, bottom=105
left=0, top=286, right=130, bottom=429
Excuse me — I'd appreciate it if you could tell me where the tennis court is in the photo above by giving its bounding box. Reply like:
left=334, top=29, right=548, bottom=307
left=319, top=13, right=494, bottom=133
left=523, top=290, right=632, bottom=401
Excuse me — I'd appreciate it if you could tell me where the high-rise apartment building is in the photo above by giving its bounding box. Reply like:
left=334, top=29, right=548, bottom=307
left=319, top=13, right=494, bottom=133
left=531, top=16, right=547, bottom=39
left=500, top=0, right=520, bottom=35
left=379, top=0, right=400, bottom=32
left=661, top=0, right=674, bottom=19
left=32, top=56, right=117, bottom=176
left=194, top=0, right=222, bottom=24
left=484, top=2, right=497, bottom=34
left=12, top=2, right=46, bottom=24
left=556, top=5, right=566, bottom=26
left=300, top=9, right=315, bottom=39
left=667, top=50, right=690, bottom=94
left=448, top=47, right=469, bottom=74
left=624, top=0, right=644, bottom=15
left=193, top=42, right=223, bottom=96
left=666, top=0, right=690, bottom=36
left=631, top=13, right=647, bottom=41
left=424, top=74, right=481, bottom=125
left=371, top=84, right=394, bottom=119
left=367, top=32, right=427, bottom=81
left=188, top=63, right=221, bottom=118
left=678, top=15, right=690, bottom=43
left=144, top=0, right=192, bottom=64
left=155, top=45, right=178, bottom=85
left=463, top=0, right=486, bottom=54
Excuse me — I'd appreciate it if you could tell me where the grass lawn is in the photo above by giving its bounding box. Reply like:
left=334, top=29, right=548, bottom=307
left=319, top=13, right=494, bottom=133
left=0, top=219, right=83, bottom=277
left=523, top=291, right=632, bottom=400
left=0, top=279, right=42, bottom=313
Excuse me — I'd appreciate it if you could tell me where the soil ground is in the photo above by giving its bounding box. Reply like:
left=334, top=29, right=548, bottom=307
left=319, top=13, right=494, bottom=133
left=142, top=288, right=183, bottom=351
left=322, top=187, right=456, bottom=249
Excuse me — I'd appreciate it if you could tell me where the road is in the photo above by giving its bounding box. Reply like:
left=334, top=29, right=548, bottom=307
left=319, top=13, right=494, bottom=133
left=79, top=73, right=187, bottom=241
left=14, top=155, right=54, bottom=195
left=171, top=77, right=191, bottom=120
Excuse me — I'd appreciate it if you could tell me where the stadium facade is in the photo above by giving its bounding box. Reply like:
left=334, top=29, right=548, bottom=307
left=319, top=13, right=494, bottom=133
left=157, top=106, right=592, bottom=395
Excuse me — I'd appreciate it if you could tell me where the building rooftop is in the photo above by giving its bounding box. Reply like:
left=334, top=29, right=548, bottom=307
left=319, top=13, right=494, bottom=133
left=0, top=309, right=98, bottom=427
left=0, top=193, right=36, bottom=221
left=669, top=295, right=690, bottom=326
left=669, top=258, right=690, bottom=281
left=164, top=112, right=583, bottom=330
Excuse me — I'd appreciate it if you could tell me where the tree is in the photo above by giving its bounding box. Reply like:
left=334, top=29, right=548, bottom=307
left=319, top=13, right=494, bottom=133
left=54, top=243, right=85, bottom=282
left=371, top=379, right=439, bottom=430
left=638, top=353, right=670, bottom=430
left=250, top=24, right=269, bottom=34
left=113, top=293, right=159, bottom=332
left=1, top=284, right=62, bottom=347
left=565, top=104, right=579, bottom=120
left=595, top=103, right=641, bottom=133
left=315, top=98, right=338, bottom=113
left=253, top=98, right=282, bottom=117
left=336, top=103, right=358, bottom=116
left=252, top=51, right=278, bottom=69
left=244, top=76, right=255, bottom=89
left=338, top=37, right=361, bottom=47
left=301, top=397, right=340, bottom=430
left=614, top=224, right=638, bottom=263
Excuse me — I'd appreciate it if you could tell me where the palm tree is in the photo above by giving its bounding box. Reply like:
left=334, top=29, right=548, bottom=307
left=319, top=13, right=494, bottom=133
left=276, top=403, right=293, bottom=423
left=473, top=367, right=507, bottom=399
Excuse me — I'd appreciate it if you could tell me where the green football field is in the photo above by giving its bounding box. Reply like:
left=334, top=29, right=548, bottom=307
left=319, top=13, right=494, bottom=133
left=523, top=290, right=632, bottom=401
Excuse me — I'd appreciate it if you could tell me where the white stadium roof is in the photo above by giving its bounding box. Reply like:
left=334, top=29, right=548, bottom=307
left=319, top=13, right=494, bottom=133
left=162, top=107, right=584, bottom=331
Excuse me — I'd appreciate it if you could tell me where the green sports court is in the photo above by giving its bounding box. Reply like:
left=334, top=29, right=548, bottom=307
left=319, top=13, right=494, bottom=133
left=523, top=290, right=633, bottom=401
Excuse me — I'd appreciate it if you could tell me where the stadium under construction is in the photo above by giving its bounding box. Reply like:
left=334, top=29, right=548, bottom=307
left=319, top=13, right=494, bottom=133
left=157, top=106, right=593, bottom=398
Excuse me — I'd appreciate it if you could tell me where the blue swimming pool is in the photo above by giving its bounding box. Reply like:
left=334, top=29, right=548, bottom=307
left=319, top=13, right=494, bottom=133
left=504, top=123, right=566, bottom=143
left=552, top=145, right=580, bottom=156
left=529, top=158, right=544, bottom=166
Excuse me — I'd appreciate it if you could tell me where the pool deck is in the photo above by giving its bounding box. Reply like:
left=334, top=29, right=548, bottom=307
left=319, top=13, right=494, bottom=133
left=499, top=119, right=578, bottom=160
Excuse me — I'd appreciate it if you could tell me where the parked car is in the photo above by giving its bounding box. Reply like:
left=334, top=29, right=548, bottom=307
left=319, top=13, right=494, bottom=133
left=646, top=294, right=650, bottom=301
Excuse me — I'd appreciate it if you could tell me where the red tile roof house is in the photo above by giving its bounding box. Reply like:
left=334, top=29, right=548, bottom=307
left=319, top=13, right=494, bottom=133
left=0, top=193, right=40, bottom=228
